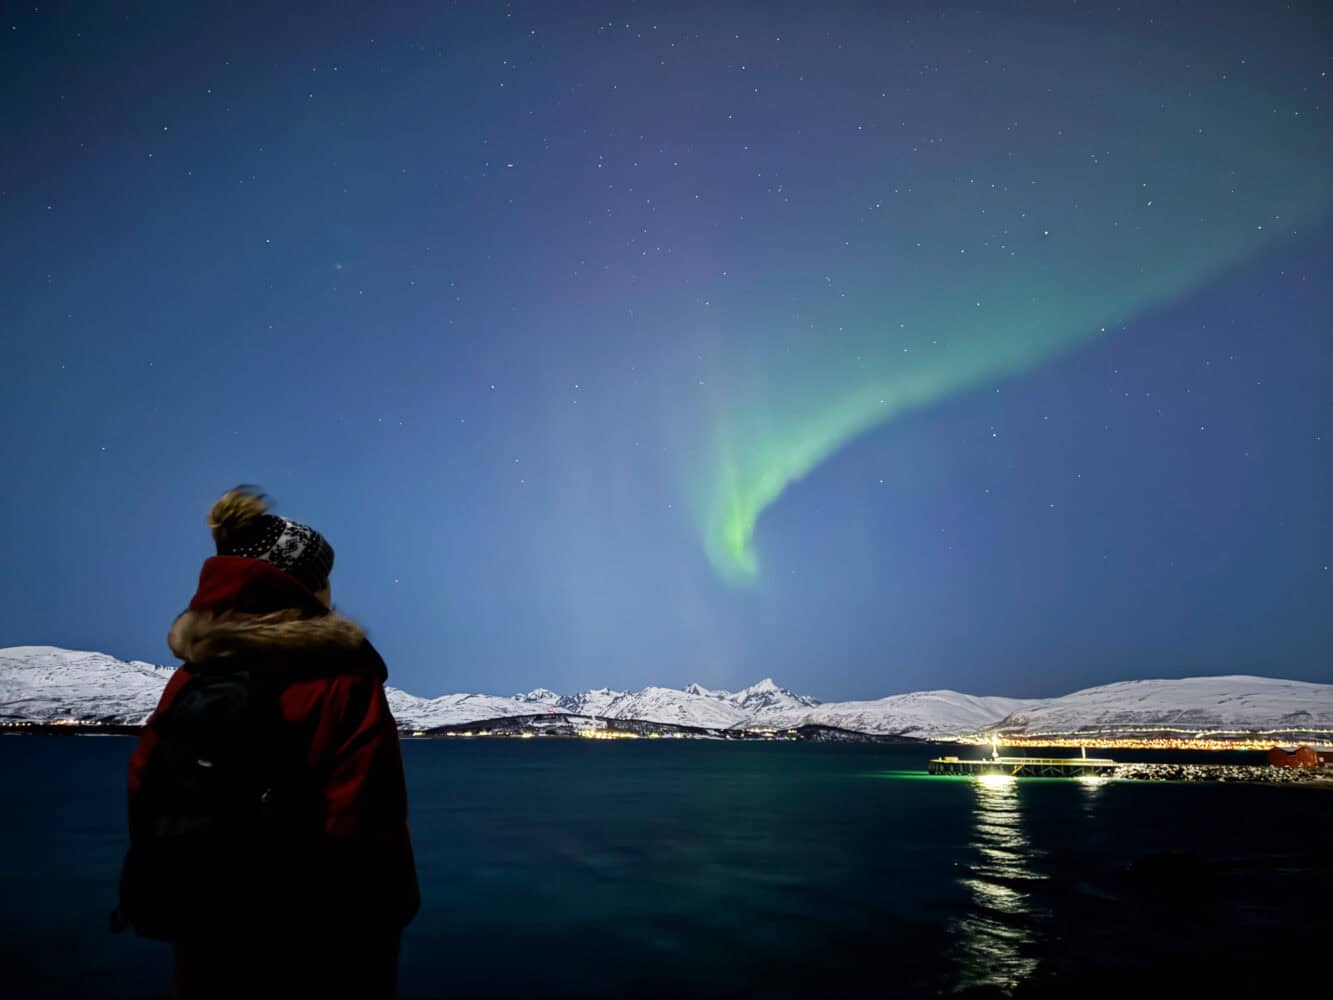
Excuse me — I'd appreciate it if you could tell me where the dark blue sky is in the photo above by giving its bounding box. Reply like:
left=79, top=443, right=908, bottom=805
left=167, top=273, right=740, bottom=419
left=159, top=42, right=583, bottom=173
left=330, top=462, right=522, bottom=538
left=3, top=2, right=1330, bottom=700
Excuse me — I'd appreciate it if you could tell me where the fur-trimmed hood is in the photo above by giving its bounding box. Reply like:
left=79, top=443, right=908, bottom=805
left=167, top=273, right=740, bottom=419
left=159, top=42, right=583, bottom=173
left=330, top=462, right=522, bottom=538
left=168, top=555, right=385, bottom=679
left=168, top=607, right=367, bottom=664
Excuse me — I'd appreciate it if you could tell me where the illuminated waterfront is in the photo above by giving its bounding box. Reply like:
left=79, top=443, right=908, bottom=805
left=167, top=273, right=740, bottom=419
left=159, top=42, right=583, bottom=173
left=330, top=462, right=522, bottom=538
left=9, top=718, right=1329, bottom=753
left=955, top=729, right=1333, bottom=752
left=929, top=752, right=1119, bottom=779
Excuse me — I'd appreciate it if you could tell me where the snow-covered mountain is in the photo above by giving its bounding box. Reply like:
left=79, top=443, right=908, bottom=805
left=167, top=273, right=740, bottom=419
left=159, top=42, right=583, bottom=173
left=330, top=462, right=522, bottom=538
left=568, top=685, right=752, bottom=730
left=513, top=688, right=561, bottom=707
left=0, top=646, right=177, bottom=725
left=749, top=690, right=1036, bottom=739
left=728, top=678, right=821, bottom=712
left=683, top=683, right=729, bottom=699
left=547, top=678, right=821, bottom=731
left=987, top=675, right=1333, bottom=736
left=553, top=687, right=624, bottom=717
left=383, top=688, right=548, bottom=731
left=681, top=678, right=819, bottom=711
left=2, top=646, right=1329, bottom=739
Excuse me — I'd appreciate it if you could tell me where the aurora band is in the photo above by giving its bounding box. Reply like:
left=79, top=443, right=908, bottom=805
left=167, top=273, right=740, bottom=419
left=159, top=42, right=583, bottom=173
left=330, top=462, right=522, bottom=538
left=692, top=63, right=1333, bottom=582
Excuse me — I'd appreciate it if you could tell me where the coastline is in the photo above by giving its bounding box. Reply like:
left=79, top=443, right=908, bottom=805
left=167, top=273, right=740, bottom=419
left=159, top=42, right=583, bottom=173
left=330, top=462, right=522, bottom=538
left=5, top=723, right=1332, bottom=788
left=1112, top=761, right=1331, bottom=786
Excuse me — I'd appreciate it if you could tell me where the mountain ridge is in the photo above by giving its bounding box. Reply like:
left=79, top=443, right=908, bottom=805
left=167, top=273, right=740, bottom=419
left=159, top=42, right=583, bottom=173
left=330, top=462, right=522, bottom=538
left=4, top=645, right=1329, bottom=740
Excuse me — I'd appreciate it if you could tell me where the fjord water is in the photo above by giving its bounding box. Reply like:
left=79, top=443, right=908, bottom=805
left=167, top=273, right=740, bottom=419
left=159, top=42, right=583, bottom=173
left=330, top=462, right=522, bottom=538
left=2, top=737, right=1327, bottom=998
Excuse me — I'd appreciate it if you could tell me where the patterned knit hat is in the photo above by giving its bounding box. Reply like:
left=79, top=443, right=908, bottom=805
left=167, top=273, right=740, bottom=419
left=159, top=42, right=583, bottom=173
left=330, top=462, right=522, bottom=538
left=207, top=487, right=335, bottom=593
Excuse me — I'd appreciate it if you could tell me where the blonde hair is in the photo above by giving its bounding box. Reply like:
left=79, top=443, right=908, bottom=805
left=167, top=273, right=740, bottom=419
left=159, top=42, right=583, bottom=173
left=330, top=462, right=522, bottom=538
left=207, top=486, right=270, bottom=549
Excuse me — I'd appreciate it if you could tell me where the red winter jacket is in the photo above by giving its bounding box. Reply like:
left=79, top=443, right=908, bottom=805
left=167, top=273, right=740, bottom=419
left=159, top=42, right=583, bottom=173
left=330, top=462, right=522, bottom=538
left=127, top=556, right=420, bottom=943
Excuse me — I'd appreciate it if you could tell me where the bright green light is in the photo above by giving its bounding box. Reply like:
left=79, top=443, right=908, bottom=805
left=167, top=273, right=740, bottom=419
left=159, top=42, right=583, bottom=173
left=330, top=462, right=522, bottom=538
left=691, top=61, right=1332, bottom=581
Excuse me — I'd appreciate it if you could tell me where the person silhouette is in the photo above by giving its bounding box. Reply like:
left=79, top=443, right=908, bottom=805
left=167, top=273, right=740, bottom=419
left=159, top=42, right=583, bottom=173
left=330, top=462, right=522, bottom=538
left=117, top=487, right=419, bottom=999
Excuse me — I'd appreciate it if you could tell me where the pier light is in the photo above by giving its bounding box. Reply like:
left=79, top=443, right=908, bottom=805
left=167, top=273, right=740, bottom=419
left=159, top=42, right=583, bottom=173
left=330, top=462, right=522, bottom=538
left=977, top=773, right=1015, bottom=788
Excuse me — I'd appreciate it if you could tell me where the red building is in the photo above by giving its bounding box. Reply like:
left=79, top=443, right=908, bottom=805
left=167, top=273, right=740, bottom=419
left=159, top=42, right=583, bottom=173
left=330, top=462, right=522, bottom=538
left=1267, top=745, right=1318, bottom=768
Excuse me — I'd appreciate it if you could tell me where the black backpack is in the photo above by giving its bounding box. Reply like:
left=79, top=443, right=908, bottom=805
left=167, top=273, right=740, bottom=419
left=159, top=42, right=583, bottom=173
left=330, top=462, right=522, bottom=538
left=114, top=662, right=320, bottom=940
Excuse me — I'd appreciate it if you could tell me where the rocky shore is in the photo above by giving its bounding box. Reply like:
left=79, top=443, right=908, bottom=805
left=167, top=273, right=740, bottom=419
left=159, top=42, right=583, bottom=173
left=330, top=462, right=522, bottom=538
left=1115, top=762, right=1328, bottom=784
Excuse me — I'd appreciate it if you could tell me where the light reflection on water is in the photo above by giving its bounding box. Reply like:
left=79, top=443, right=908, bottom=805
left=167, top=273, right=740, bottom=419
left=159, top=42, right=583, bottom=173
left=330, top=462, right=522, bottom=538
left=952, top=777, right=1044, bottom=993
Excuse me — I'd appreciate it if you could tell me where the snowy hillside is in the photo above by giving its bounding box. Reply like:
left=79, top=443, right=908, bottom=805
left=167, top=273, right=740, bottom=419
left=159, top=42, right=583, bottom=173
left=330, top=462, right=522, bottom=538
left=565, top=685, right=752, bottom=730
left=554, top=687, right=624, bottom=716
left=513, top=688, right=561, bottom=707
left=545, top=679, right=818, bottom=731
left=0, top=646, right=177, bottom=725
left=987, top=675, right=1333, bottom=735
left=1, top=646, right=1328, bottom=739
left=750, top=690, right=1036, bottom=740
left=383, top=688, right=548, bottom=731
left=728, top=678, right=821, bottom=712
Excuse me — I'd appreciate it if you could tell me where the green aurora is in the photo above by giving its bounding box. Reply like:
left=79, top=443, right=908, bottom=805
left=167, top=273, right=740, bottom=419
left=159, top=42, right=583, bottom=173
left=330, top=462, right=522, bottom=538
left=692, top=51, right=1333, bottom=582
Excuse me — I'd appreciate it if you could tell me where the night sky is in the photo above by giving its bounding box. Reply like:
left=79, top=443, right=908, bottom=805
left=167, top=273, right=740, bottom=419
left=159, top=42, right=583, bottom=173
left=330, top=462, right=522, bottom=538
left=3, top=2, right=1331, bottom=701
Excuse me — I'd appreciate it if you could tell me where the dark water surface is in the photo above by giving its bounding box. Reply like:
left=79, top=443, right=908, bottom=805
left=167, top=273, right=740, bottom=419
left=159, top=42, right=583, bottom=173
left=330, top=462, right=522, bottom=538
left=2, top=736, right=1329, bottom=998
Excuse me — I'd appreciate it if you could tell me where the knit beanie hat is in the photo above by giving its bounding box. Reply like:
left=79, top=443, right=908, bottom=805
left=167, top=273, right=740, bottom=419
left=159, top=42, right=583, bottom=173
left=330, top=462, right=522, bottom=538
left=207, top=487, right=335, bottom=594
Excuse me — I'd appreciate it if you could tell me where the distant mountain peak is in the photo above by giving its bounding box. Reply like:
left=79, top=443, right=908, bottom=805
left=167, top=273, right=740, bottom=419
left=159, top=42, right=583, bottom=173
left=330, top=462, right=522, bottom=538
left=728, top=678, right=820, bottom=710
left=515, top=687, right=561, bottom=704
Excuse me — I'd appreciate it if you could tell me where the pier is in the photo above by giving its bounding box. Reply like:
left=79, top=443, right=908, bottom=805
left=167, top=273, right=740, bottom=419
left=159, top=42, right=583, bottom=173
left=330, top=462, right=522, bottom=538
left=929, top=742, right=1118, bottom=778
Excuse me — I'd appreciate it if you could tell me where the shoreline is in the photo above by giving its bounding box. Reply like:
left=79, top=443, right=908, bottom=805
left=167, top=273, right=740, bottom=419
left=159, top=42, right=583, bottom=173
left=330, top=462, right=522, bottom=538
left=1111, top=761, right=1331, bottom=786
left=6, top=726, right=1332, bottom=787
